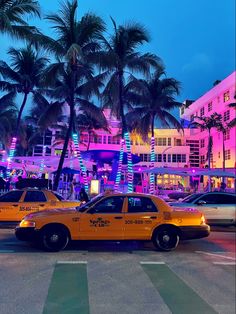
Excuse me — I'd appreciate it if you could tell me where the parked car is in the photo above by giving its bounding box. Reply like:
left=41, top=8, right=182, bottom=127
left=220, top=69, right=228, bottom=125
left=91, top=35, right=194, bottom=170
left=169, top=192, right=236, bottom=225
left=15, top=192, right=210, bottom=252
left=0, top=189, right=80, bottom=223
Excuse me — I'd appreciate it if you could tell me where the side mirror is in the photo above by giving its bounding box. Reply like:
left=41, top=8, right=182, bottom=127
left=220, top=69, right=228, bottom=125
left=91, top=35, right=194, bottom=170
left=197, top=200, right=206, bottom=206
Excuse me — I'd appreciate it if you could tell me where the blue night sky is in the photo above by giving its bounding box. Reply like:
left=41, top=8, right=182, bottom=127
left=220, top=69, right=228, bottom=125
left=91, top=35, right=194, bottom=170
left=1, top=0, right=235, bottom=115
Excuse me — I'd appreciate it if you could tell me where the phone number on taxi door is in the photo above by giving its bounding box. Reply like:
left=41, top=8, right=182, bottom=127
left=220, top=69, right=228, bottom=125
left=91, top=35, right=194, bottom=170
left=125, top=219, right=152, bottom=225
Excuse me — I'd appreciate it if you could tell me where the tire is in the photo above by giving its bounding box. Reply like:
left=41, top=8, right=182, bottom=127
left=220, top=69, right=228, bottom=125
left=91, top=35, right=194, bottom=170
left=152, top=227, right=179, bottom=251
left=40, top=225, right=69, bottom=252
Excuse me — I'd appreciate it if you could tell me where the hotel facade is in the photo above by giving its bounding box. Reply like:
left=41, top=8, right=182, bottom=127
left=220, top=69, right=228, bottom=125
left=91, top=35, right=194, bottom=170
left=28, top=71, right=235, bottom=188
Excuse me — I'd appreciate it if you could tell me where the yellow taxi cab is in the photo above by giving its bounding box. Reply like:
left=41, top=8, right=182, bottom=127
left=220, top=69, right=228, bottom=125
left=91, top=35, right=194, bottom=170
left=15, top=193, right=210, bottom=252
left=0, top=189, right=80, bottom=222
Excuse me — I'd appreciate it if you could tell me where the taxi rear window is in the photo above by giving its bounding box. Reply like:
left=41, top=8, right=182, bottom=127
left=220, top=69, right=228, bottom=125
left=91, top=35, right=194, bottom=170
left=128, top=197, right=157, bottom=213
left=24, top=191, right=47, bottom=202
left=0, top=190, right=24, bottom=202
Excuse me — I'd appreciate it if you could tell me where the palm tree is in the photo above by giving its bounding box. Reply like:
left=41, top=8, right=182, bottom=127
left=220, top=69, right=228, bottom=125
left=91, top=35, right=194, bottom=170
left=0, top=96, right=17, bottom=150
left=0, top=0, right=41, bottom=40
left=0, top=46, right=49, bottom=135
left=99, top=18, right=160, bottom=192
left=125, top=69, right=182, bottom=193
left=40, top=0, right=106, bottom=191
left=190, top=112, right=222, bottom=191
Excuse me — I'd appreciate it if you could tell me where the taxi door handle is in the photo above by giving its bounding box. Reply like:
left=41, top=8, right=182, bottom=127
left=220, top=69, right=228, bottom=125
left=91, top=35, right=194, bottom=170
left=114, top=216, right=123, bottom=219
left=149, top=216, right=157, bottom=219
left=39, top=204, right=45, bottom=207
left=13, top=204, right=19, bottom=207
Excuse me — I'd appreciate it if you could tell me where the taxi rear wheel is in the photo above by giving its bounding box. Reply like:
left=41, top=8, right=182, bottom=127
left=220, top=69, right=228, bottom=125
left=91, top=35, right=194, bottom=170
left=152, top=227, right=179, bottom=251
left=40, top=225, right=69, bottom=252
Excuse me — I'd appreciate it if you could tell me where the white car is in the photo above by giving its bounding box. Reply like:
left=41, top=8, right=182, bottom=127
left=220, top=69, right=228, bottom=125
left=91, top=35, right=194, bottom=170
left=170, top=192, right=236, bottom=225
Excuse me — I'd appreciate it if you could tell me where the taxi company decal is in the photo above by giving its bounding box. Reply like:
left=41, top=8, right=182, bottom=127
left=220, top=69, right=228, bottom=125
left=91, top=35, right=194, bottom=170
left=90, top=218, right=110, bottom=227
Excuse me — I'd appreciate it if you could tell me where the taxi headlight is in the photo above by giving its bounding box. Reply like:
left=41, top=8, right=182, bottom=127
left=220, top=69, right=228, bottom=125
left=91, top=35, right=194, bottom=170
left=19, top=220, right=36, bottom=228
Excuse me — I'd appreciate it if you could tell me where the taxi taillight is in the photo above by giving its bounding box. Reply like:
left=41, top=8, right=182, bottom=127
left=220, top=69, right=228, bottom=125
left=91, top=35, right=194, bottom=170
left=201, top=214, right=206, bottom=225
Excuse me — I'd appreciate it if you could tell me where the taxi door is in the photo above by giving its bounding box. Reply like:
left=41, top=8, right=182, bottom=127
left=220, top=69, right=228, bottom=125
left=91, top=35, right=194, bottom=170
left=124, top=196, right=159, bottom=240
left=79, top=196, right=125, bottom=240
left=0, top=190, right=25, bottom=221
left=19, top=190, right=47, bottom=218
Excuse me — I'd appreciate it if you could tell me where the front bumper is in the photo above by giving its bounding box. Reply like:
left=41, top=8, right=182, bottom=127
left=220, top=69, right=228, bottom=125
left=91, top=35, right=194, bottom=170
left=179, top=225, right=210, bottom=240
left=15, top=226, right=38, bottom=241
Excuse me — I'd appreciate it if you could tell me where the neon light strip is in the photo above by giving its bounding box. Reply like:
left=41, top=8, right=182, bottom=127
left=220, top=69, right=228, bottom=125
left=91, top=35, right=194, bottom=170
left=39, top=146, right=46, bottom=176
left=124, top=132, right=133, bottom=193
left=149, top=136, right=155, bottom=194
left=72, top=133, right=89, bottom=193
left=6, top=137, right=17, bottom=178
left=114, top=138, right=124, bottom=191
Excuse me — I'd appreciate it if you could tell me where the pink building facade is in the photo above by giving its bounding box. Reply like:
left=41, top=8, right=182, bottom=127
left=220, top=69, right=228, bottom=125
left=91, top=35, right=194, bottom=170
left=180, top=71, right=236, bottom=188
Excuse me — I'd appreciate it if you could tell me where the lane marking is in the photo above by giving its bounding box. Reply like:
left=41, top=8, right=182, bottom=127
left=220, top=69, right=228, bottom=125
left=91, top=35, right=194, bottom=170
left=141, top=263, right=217, bottom=314
left=140, top=261, right=165, bottom=264
left=195, top=251, right=236, bottom=260
left=57, top=261, right=87, bottom=264
left=213, top=262, right=236, bottom=265
left=43, top=262, right=89, bottom=314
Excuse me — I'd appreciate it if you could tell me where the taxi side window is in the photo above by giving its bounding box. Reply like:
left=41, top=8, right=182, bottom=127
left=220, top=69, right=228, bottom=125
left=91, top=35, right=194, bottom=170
left=24, top=191, right=47, bottom=202
left=0, top=191, right=24, bottom=202
left=92, top=197, right=124, bottom=214
left=128, top=197, right=157, bottom=213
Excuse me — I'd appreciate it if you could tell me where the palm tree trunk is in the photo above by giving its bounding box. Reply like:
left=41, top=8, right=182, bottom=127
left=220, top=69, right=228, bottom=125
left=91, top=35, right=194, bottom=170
left=149, top=117, right=155, bottom=194
left=72, top=131, right=89, bottom=193
left=16, top=93, right=28, bottom=135
left=124, top=131, right=133, bottom=193
left=6, top=93, right=28, bottom=177
left=53, top=103, right=74, bottom=190
left=114, top=138, right=125, bottom=191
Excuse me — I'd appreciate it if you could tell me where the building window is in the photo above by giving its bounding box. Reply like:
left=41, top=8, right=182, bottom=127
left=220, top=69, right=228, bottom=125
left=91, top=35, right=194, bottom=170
left=168, top=138, right=171, bottom=146
left=103, top=136, right=107, bottom=144
left=223, top=110, right=230, bottom=121
left=200, top=139, right=205, bottom=148
left=200, top=107, right=205, bottom=117
left=223, top=129, right=230, bottom=141
left=208, top=102, right=212, bottom=112
left=177, top=154, right=181, bottom=162
left=181, top=154, right=186, bottom=163
left=157, top=154, right=162, bottom=162
left=200, top=155, right=205, bottom=164
left=143, top=154, right=148, bottom=162
left=175, top=139, right=182, bottom=146
left=218, top=152, right=220, bottom=159
left=157, top=138, right=167, bottom=146
left=168, top=154, right=171, bottom=162
left=163, top=154, right=166, bottom=162
left=172, top=154, right=177, bottom=162
left=223, top=91, right=230, bottom=102
left=108, top=136, right=112, bottom=144
left=225, top=149, right=231, bottom=160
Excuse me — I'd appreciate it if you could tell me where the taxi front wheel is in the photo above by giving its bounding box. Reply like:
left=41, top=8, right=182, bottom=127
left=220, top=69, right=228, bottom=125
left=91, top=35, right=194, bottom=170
left=40, top=225, right=69, bottom=252
left=152, top=227, right=179, bottom=251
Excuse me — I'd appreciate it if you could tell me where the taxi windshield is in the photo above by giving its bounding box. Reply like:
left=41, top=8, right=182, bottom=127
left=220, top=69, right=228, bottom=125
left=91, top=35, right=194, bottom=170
left=76, top=194, right=104, bottom=212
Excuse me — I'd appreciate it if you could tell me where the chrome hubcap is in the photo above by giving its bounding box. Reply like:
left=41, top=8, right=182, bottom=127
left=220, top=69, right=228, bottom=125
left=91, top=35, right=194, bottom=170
left=162, top=234, right=170, bottom=242
left=50, top=234, right=59, bottom=242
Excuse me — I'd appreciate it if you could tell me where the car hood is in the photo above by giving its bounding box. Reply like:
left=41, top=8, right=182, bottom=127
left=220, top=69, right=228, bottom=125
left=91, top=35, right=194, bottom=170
left=24, top=207, right=78, bottom=219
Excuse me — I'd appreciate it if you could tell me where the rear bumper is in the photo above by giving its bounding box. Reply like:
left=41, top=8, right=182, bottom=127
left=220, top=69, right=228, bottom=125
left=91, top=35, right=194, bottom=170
left=179, top=225, right=210, bottom=240
left=15, top=227, right=38, bottom=241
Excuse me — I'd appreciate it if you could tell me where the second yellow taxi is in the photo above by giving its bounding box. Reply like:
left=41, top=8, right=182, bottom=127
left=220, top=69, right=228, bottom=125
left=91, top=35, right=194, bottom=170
left=0, top=188, right=80, bottom=222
